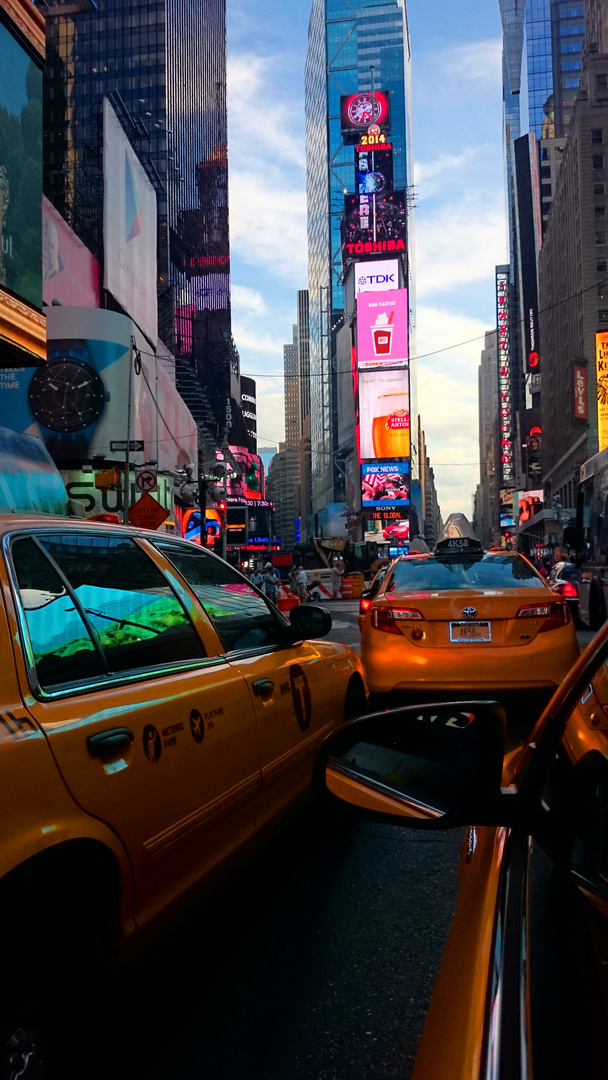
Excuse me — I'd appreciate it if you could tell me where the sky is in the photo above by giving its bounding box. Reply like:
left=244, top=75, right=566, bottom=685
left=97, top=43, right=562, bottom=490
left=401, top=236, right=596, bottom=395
left=226, top=0, right=507, bottom=520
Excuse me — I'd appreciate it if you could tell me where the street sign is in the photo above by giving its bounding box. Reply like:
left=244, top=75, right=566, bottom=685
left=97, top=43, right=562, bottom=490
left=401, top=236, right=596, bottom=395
left=135, top=468, right=157, bottom=493
left=110, top=440, right=144, bottom=452
left=128, top=492, right=169, bottom=530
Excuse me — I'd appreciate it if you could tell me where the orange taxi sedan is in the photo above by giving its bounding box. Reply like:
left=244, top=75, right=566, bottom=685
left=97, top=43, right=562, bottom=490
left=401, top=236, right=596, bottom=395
left=360, top=522, right=580, bottom=708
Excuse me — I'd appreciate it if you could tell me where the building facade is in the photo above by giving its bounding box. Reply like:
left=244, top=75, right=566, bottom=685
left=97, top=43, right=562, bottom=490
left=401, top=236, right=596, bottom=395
left=305, top=0, right=415, bottom=520
left=477, top=331, right=500, bottom=548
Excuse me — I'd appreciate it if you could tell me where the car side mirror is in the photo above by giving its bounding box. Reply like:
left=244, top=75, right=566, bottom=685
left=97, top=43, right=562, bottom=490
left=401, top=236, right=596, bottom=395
left=316, top=701, right=507, bottom=828
left=290, top=603, right=332, bottom=640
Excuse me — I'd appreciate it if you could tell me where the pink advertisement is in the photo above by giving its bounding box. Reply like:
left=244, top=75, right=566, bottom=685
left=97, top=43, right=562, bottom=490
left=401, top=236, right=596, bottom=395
left=42, top=196, right=100, bottom=308
left=356, top=289, right=408, bottom=370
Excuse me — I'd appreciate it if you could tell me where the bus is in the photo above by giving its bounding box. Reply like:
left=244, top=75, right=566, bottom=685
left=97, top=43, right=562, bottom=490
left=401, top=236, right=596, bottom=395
left=576, top=445, right=608, bottom=628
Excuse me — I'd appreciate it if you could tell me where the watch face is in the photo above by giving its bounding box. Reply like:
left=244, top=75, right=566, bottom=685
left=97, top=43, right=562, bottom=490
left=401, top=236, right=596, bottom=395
left=28, top=357, right=105, bottom=433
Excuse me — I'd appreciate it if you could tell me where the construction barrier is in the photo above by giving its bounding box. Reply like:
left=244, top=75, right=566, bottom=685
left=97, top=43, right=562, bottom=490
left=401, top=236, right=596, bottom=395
left=340, top=577, right=353, bottom=598
left=276, top=590, right=301, bottom=614
left=348, top=572, right=365, bottom=599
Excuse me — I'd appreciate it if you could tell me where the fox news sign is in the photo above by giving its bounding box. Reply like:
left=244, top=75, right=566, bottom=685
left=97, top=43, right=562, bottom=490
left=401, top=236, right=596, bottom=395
left=354, top=260, right=399, bottom=296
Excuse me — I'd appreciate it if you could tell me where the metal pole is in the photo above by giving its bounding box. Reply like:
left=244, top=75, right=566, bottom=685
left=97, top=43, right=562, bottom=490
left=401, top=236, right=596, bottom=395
left=198, top=473, right=207, bottom=545
left=123, top=336, right=135, bottom=524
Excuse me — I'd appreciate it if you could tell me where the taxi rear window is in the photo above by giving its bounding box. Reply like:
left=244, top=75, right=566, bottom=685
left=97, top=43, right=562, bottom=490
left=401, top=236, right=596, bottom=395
left=389, top=554, right=545, bottom=592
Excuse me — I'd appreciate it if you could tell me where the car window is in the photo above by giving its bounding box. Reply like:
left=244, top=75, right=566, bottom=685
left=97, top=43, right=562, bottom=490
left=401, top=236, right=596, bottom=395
left=10, top=533, right=206, bottom=691
left=388, top=554, right=545, bottom=592
left=153, top=540, right=290, bottom=653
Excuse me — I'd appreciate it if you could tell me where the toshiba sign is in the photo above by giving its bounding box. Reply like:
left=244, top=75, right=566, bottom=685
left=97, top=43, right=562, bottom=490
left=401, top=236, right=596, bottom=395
left=354, top=260, right=399, bottom=295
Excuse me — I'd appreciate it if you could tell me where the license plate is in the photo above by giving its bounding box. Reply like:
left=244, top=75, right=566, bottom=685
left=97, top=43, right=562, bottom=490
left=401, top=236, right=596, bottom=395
left=449, top=621, right=491, bottom=643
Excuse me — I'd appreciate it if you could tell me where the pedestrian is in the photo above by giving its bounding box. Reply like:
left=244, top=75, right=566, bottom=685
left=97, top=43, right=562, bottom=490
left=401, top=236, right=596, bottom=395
left=296, top=566, right=308, bottom=602
left=288, top=563, right=298, bottom=595
left=263, top=563, right=278, bottom=603
left=330, top=562, right=342, bottom=599
left=250, top=567, right=264, bottom=590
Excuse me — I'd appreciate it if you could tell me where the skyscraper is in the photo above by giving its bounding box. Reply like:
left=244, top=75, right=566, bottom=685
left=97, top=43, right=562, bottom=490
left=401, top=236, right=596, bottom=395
left=305, top=0, right=414, bottom=519
left=43, top=0, right=244, bottom=448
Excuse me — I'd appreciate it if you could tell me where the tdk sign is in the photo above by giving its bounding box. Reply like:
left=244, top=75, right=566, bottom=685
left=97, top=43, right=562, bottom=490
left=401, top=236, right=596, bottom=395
left=354, top=259, right=399, bottom=295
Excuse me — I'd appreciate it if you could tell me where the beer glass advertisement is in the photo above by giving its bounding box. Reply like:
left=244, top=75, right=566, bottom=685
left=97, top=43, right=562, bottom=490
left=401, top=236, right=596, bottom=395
left=0, top=20, right=42, bottom=310
left=355, top=146, right=393, bottom=195
left=359, top=369, right=410, bottom=460
left=357, top=290, right=409, bottom=369
left=361, top=462, right=410, bottom=509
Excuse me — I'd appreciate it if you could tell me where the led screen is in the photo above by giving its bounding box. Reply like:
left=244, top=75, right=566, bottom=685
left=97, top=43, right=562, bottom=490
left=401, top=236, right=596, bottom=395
left=357, top=290, right=409, bottom=370
left=362, top=462, right=410, bottom=509
left=355, top=146, right=393, bottom=195
left=340, top=91, right=390, bottom=133
left=342, top=191, right=407, bottom=257
left=359, top=368, right=410, bottom=460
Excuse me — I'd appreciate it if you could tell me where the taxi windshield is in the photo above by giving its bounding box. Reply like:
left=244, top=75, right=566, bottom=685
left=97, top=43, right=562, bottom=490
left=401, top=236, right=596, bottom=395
left=389, top=554, right=544, bottom=592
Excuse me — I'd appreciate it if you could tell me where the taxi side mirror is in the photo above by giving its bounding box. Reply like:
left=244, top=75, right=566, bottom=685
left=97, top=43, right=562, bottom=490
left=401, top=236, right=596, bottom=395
left=316, top=702, right=508, bottom=828
left=290, top=604, right=332, bottom=640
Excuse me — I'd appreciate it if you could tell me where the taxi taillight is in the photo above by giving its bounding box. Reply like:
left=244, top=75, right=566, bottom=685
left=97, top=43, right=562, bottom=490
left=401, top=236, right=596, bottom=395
left=371, top=607, right=424, bottom=634
left=516, top=601, right=571, bottom=632
left=359, top=597, right=372, bottom=615
left=556, top=581, right=578, bottom=598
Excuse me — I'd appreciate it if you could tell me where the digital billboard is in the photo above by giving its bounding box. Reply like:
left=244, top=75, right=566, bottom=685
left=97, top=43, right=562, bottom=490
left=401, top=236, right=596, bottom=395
left=356, top=290, right=408, bottom=370
left=342, top=191, right=407, bottom=259
left=42, top=196, right=100, bottom=308
left=597, top=331, right=608, bottom=452
left=0, top=18, right=42, bottom=310
left=354, top=259, right=399, bottom=295
left=499, top=488, right=515, bottom=529
left=518, top=490, right=543, bottom=524
left=340, top=91, right=390, bottom=133
left=361, top=462, right=409, bottom=509
left=355, top=145, right=393, bottom=195
left=496, top=268, right=514, bottom=486
left=0, top=307, right=197, bottom=471
left=359, top=368, right=409, bottom=460
left=103, top=98, right=158, bottom=344
left=224, top=446, right=264, bottom=501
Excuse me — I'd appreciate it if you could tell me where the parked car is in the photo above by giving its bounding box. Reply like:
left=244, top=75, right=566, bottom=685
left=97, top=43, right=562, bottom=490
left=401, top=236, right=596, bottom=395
left=316, top=619, right=608, bottom=1079
left=0, top=514, right=367, bottom=1077
left=549, top=560, right=581, bottom=626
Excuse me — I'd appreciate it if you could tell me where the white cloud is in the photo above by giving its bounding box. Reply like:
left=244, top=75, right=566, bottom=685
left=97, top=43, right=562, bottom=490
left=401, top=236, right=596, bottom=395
left=444, top=39, right=503, bottom=85
left=227, top=54, right=305, bottom=170
left=254, top=385, right=286, bottom=448
left=416, top=306, right=489, bottom=518
left=414, top=149, right=476, bottom=188
left=229, top=173, right=308, bottom=283
left=415, top=199, right=507, bottom=296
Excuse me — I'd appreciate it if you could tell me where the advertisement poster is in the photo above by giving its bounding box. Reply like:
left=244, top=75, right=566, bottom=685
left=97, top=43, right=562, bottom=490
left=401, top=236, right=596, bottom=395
left=362, top=462, right=410, bottom=508
left=43, top=196, right=100, bottom=308
left=357, top=290, right=408, bottom=369
left=0, top=20, right=42, bottom=309
left=340, top=91, right=390, bottom=133
left=342, top=191, right=407, bottom=256
left=518, top=490, right=543, bottom=524
left=103, top=98, right=158, bottom=344
left=499, top=488, right=515, bottom=529
left=574, top=365, right=587, bottom=420
left=359, top=368, right=410, bottom=459
left=354, top=259, right=399, bottom=295
left=597, top=331, right=608, bottom=452
left=355, top=146, right=393, bottom=195
left=0, top=307, right=196, bottom=472
left=224, top=447, right=264, bottom=501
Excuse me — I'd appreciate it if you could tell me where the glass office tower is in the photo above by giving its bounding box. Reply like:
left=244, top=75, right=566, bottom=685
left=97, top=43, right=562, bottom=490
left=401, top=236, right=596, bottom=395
left=44, top=0, right=240, bottom=443
left=305, top=0, right=414, bottom=518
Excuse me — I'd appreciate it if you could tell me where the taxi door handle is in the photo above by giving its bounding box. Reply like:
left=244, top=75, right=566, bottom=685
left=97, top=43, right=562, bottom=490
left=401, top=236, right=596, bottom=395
left=253, top=679, right=274, bottom=696
left=87, top=727, right=134, bottom=757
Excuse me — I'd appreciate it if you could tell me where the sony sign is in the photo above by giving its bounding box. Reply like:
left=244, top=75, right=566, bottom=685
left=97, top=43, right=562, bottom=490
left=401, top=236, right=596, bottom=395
left=354, top=260, right=399, bottom=295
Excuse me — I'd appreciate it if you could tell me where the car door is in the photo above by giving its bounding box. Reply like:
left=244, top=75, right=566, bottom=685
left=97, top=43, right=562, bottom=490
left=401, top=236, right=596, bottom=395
left=152, top=540, right=351, bottom=831
left=5, top=528, right=261, bottom=936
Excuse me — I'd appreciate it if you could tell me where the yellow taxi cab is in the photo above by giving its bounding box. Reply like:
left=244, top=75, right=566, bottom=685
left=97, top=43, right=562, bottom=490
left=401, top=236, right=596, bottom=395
left=0, top=512, right=367, bottom=1076
left=316, top=618, right=608, bottom=1080
left=360, top=514, right=580, bottom=709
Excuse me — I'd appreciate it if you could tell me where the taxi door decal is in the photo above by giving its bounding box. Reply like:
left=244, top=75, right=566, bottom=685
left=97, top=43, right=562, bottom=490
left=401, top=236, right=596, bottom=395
left=290, top=664, right=312, bottom=731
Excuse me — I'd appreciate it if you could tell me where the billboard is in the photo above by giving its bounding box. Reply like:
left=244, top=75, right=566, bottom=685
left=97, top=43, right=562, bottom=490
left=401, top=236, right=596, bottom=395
left=103, top=98, right=158, bottom=344
left=574, top=365, right=587, bottom=420
left=0, top=307, right=197, bottom=472
left=597, top=331, right=608, bottom=452
left=496, top=267, right=514, bottom=486
left=0, top=18, right=42, bottom=310
left=518, top=490, right=543, bottom=524
left=514, top=134, right=541, bottom=373
left=42, top=196, right=100, bottom=308
left=355, top=145, right=393, bottom=195
left=340, top=91, right=390, bottom=133
left=342, top=191, right=407, bottom=259
left=359, top=368, right=409, bottom=459
left=499, top=488, right=515, bottom=529
left=224, top=446, right=264, bottom=501
left=361, top=462, right=410, bottom=509
left=241, top=376, right=257, bottom=454
left=356, top=290, right=408, bottom=369
left=226, top=508, right=248, bottom=545
left=354, top=259, right=399, bottom=295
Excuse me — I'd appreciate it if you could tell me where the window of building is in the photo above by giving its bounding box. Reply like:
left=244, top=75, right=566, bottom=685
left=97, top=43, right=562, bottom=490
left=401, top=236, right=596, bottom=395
left=563, top=78, right=580, bottom=89
left=541, top=183, right=552, bottom=197
left=598, top=259, right=608, bottom=272
left=598, top=310, right=608, bottom=324
left=598, top=74, right=608, bottom=91
left=541, top=165, right=551, bottom=179
left=598, top=283, right=608, bottom=300
left=542, top=201, right=552, bottom=215
left=562, top=59, right=582, bottom=71
left=596, top=231, right=607, bottom=245
left=561, top=41, right=582, bottom=53
left=594, top=155, right=605, bottom=170
left=593, top=130, right=605, bottom=145
left=559, top=5, right=584, bottom=15
left=560, top=22, right=585, bottom=35
left=541, top=147, right=550, bottom=161
left=595, top=183, right=606, bottom=196
left=596, top=207, right=606, bottom=219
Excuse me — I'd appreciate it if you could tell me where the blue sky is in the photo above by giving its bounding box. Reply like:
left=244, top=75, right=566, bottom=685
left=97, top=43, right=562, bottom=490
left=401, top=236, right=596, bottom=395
left=226, top=0, right=506, bottom=518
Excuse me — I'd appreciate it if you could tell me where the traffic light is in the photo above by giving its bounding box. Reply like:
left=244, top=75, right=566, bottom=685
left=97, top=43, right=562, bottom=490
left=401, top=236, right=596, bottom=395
left=95, top=469, right=122, bottom=490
